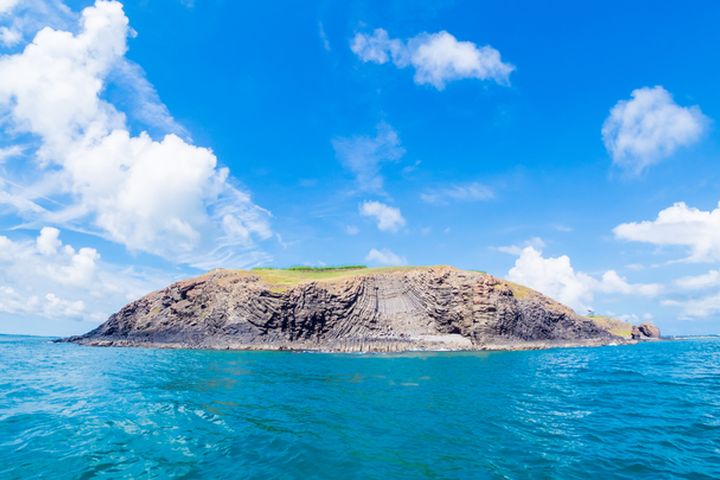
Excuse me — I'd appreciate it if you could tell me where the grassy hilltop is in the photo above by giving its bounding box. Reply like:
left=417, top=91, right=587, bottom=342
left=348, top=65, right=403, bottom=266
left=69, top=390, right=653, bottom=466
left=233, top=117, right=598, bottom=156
left=586, top=315, right=634, bottom=339
left=248, top=265, right=430, bottom=287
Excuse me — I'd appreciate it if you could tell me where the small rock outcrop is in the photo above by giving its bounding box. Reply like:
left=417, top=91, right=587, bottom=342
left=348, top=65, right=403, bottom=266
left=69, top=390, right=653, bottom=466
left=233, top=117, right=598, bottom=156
left=631, top=322, right=662, bottom=340
left=65, top=267, right=627, bottom=352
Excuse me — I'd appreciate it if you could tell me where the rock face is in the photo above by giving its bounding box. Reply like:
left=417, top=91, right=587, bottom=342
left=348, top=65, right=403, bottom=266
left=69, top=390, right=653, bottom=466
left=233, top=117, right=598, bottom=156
left=631, top=322, right=662, bottom=340
left=66, top=267, right=624, bottom=352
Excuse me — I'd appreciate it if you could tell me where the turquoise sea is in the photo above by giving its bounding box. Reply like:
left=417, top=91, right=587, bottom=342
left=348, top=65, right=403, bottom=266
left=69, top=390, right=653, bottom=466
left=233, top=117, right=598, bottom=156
left=1, top=335, right=719, bottom=479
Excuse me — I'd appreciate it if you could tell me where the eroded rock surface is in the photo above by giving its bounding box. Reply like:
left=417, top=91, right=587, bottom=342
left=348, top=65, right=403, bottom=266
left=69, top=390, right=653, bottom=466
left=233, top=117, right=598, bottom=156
left=631, top=322, right=662, bottom=340
left=65, top=267, right=623, bottom=352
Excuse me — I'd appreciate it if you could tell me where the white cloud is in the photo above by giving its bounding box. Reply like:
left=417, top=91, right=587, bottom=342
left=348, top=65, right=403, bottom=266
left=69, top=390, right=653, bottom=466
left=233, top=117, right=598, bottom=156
left=610, top=312, right=655, bottom=324
left=36, top=225, right=61, bottom=255
left=0, top=227, right=169, bottom=323
left=613, top=201, right=720, bottom=263
left=352, top=28, right=404, bottom=64
left=597, top=270, right=660, bottom=297
left=553, top=224, right=573, bottom=233
left=663, top=294, right=720, bottom=319
left=508, top=246, right=594, bottom=310
left=318, top=21, right=330, bottom=51
left=675, top=270, right=720, bottom=290
left=108, top=59, right=188, bottom=136
left=0, top=145, right=23, bottom=162
left=0, top=0, right=75, bottom=51
left=332, top=122, right=404, bottom=192
left=43, top=293, right=86, bottom=318
left=602, top=86, right=707, bottom=172
left=497, top=237, right=546, bottom=256
left=345, top=225, right=359, bottom=236
left=0, top=1, right=271, bottom=268
left=0, top=0, right=19, bottom=14
left=365, top=248, right=406, bottom=266
left=0, top=25, right=20, bottom=45
left=507, top=246, right=660, bottom=311
left=351, top=28, right=514, bottom=89
left=359, top=200, right=405, bottom=232
left=0, top=286, right=84, bottom=320
left=420, top=182, right=494, bottom=204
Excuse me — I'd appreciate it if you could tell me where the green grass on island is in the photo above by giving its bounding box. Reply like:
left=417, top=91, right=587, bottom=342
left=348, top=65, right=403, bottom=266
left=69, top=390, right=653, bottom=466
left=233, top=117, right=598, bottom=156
left=247, top=265, right=434, bottom=287
left=503, top=280, right=536, bottom=300
left=586, top=315, right=634, bottom=339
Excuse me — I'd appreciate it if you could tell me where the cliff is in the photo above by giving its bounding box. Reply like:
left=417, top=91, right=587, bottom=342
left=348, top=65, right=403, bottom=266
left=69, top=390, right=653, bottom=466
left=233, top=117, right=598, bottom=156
left=64, top=266, right=641, bottom=352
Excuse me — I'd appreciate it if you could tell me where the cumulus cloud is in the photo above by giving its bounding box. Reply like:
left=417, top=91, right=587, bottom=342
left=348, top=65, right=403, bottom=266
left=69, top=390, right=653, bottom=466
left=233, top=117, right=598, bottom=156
left=36, top=226, right=61, bottom=255
left=613, top=201, right=720, bottom=263
left=332, top=123, right=405, bottom=192
left=420, top=182, right=494, bottom=205
left=359, top=201, right=405, bottom=232
left=507, top=247, right=594, bottom=310
left=0, top=228, right=168, bottom=325
left=365, top=248, right=406, bottom=266
left=351, top=28, right=514, bottom=89
left=507, top=246, right=660, bottom=311
left=602, top=86, right=707, bottom=173
left=0, top=1, right=271, bottom=268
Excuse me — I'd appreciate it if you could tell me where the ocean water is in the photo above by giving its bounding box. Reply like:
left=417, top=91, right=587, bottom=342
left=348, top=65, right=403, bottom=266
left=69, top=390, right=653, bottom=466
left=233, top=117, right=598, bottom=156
left=1, top=336, right=719, bottom=479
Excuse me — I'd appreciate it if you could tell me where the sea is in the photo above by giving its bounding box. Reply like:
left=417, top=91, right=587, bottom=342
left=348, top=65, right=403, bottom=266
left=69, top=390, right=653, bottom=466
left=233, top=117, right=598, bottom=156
left=1, top=335, right=719, bottom=479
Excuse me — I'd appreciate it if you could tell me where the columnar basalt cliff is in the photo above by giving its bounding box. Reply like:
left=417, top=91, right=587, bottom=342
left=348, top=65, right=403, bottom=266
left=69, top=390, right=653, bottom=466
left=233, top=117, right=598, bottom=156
left=65, top=266, right=636, bottom=352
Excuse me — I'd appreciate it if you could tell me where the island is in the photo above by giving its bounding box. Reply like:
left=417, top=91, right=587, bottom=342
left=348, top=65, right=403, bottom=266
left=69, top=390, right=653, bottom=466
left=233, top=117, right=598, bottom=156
left=64, top=266, right=660, bottom=352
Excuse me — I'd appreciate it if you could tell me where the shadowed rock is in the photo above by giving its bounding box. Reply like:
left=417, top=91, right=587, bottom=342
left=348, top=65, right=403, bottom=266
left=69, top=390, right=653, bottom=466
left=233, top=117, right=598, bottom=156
left=64, top=266, right=626, bottom=352
left=631, top=322, right=661, bottom=340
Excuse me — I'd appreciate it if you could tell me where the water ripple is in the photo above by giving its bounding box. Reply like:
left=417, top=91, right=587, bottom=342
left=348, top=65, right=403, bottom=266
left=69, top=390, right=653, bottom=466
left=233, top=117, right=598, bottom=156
left=1, top=336, right=720, bottom=478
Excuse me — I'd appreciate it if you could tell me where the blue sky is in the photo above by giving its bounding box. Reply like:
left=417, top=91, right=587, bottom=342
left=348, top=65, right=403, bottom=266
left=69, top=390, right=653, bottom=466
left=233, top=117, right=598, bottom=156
left=1, top=0, right=720, bottom=336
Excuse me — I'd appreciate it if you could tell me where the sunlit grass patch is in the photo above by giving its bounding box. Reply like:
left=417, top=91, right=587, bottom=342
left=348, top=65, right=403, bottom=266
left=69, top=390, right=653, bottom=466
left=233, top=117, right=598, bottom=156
left=587, top=315, right=634, bottom=339
left=247, top=265, right=437, bottom=288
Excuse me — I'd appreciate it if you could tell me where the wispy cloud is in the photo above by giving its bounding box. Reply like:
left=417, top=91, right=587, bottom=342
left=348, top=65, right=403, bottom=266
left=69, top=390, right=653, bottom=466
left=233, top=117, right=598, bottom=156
left=420, top=182, right=494, bottom=205
left=332, top=122, right=405, bottom=193
left=553, top=224, right=573, bottom=233
left=108, top=59, right=189, bottom=137
left=318, top=21, right=330, bottom=51
left=674, top=270, right=720, bottom=290
left=496, top=236, right=546, bottom=256
left=663, top=293, right=720, bottom=319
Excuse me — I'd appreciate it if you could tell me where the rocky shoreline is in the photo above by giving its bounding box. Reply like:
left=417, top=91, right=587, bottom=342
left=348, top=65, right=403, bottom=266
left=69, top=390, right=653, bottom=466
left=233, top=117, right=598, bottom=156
left=63, top=266, right=659, bottom=353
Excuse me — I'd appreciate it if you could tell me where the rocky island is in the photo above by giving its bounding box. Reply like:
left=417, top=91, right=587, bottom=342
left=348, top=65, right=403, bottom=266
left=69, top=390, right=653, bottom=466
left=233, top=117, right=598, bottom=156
left=64, top=266, right=660, bottom=352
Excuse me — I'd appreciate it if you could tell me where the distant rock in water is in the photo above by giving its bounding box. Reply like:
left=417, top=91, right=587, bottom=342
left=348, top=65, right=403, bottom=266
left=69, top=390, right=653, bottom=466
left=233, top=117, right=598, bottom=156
left=65, top=266, right=637, bottom=352
left=631, top=322, right=662, bottom=341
